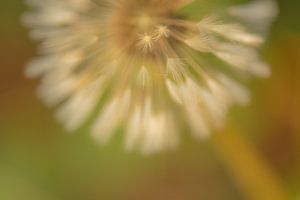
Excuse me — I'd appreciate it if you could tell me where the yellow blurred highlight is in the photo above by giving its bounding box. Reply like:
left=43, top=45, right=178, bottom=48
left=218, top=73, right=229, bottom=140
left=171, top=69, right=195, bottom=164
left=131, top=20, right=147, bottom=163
left=212, top=124, right=291, bottom=200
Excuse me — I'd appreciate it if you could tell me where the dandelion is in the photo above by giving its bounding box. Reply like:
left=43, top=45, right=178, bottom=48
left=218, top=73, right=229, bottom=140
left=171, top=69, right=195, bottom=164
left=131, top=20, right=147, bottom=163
left=23, top=0, right=277, bottom=154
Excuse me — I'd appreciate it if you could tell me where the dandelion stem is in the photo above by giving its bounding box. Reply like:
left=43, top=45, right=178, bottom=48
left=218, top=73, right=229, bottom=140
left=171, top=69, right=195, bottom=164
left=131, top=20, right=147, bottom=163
left=211, top=123, right=290, bottom=200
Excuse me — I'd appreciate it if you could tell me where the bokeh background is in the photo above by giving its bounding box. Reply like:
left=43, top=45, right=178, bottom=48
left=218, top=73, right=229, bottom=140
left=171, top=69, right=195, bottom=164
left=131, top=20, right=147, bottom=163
left=0, top=0, right=299, bottom=199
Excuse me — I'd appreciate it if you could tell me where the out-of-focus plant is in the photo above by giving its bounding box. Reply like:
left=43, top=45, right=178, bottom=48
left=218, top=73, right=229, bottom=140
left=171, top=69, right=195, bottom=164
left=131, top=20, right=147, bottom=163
left=23, top=0, right=277, bottom=154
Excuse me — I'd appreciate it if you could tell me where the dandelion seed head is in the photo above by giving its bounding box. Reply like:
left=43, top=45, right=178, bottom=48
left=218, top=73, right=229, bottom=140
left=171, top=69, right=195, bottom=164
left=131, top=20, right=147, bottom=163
left=24, top=0, right=277, bottom=154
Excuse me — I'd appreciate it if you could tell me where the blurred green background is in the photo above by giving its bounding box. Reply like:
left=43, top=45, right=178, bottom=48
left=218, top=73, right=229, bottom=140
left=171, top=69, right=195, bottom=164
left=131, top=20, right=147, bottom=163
left=0, top=0, right=299, bottom=199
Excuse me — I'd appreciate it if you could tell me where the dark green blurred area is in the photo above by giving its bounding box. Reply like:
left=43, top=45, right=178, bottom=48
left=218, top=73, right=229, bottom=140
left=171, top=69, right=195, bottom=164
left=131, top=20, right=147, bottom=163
left=0, top=0, right=299, bottom=200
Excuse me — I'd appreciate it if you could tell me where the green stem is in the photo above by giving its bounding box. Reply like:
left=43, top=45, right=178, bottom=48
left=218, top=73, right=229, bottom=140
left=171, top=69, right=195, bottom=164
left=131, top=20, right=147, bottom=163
left=211, top=124, right=290, bottom=200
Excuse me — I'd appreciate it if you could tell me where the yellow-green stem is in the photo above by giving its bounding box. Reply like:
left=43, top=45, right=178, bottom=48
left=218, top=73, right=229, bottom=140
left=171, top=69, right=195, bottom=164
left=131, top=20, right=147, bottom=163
left=211, top=124, right=290, bottom=200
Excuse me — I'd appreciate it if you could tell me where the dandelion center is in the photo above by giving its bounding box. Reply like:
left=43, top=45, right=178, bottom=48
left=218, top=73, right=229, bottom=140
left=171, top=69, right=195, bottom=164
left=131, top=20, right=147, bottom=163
left=110, top=0, right=185, bottom=57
